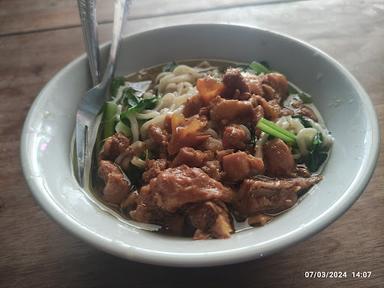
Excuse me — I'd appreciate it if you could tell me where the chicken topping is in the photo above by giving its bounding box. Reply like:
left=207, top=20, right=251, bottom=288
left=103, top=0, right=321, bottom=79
left=199, top=137, right=224, bottom=152
left=143, top=159, right=168, bottom=183
left=222, top=152, right=264, bottom=182
left=133, top=165, right=234, bottom=214
left=96, top=62, right=331, bottom=240
left=187, top=201, right=234, bottom=239
left=201, top=160, right=222, bottom=181
left=99, top=133, right=130, bottom=161
left=235, top=175, right=322, bottom=216
left=210, top=97, right=255, bottom=124
left=262, top=73, right=289, bottom=104
left=168, top=114, right=209, bottom=155
left=242, top=71, right=264, bottom=96
left=222, top=124, right=250, bottom=150
left=263, top=138, right=296, bottom=177
left=148, top=125, right=169, bottom=148
left=290, top=99, right=319, bottom=122
left=197, top=77, right=224, bottom=104
left=98, top=160, right=131, bottom=205
left=256, top=96, right=281, bottom=121
left=183, top=95, right=203, bottom=117
left=114, top=141, right=146, bottom=172
left=221, top=68, right=249, bottom=99
left=171, top=147, right=209, bottom=168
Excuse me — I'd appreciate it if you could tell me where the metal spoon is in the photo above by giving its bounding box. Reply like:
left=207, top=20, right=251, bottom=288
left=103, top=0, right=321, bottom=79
left=77, top=0, right=101, bottom=86
left=76, top=0, right=130, bottom=186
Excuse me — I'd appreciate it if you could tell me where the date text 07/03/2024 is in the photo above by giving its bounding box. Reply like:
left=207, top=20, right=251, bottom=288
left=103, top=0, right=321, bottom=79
left=304, top=271, right=372, bottom=279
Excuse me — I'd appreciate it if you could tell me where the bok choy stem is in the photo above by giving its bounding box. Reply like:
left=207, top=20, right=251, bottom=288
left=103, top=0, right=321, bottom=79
left=102, top=101, right=118, bottom=140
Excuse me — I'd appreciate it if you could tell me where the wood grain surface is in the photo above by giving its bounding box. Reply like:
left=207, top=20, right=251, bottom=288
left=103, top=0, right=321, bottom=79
left=0, top=0, right=303, bottom=36
left=0, top=0, right=383, bottom=287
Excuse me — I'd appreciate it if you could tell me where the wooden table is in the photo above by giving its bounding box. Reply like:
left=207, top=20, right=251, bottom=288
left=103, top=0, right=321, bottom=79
left=0, top=0, right=383, bottom=287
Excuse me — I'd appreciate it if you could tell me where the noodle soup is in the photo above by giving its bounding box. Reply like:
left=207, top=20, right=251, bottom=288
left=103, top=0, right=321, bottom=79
left=89, top=60, right=333, bottom=239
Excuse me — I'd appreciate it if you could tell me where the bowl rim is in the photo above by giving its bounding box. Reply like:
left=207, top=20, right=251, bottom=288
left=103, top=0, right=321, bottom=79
left=20, top=23, right=380, bottom=267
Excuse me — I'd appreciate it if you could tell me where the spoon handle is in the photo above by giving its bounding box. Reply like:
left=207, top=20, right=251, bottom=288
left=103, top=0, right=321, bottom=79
left=77, top=0, right=101, bottom=86
left=101, top=0, right=130, bottom=87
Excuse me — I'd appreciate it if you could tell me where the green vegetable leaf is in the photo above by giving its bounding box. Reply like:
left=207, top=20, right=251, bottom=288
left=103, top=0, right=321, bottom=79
left=248, top=61, right=270, bottom=75
left=128, top=97, right=159, bottom=115
left=292, top=115, right=312, bottom=128
left=121, top=87, right=139, bottom=107
left=162, top=61, right=177, bottom=72
left=306, top=132, right=328, bottom=172
left=120, top=87, right=159, bottom=124
left=110, top=76, right=126, bottom=97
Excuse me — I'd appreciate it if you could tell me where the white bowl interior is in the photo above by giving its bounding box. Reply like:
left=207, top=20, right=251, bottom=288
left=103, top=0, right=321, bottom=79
left=21, top=24, right=379, bottom=267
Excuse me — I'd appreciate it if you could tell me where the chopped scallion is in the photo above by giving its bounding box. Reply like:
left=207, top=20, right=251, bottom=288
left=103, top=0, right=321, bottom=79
left=256, top=117, right=296, bottom=144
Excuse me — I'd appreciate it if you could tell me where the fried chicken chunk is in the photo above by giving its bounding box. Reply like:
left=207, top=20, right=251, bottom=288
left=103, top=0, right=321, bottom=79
left=201, top=160, right=222, bottom=181
left=171, top=147, right=209, bottom=168
left=187, top=201, right=234, bottom=239
left=235, top=176, right=322, bottom=216
left=98, top=160, right=131, bottom=205
left=210, top=97, right=255, bottom=124
left=131, top=165, right=234, bottom=223
left=242, top=71, right=264, bottom=96
left=222, top=152, right=264, bottom=182
left=263, top=138, right=296, bottom=177
left=291, top=99, right=319, bottom=122
left=222, top=124, right=250, bottom=150
left=221, top=68, right=249, bottom=98
left=183, top=94, right=204, bottom=117
left=99, top=133, right=130, bottom=161
left=262, top=73, right=289, bottom=104
left=143, top=159, right=169, bottom=183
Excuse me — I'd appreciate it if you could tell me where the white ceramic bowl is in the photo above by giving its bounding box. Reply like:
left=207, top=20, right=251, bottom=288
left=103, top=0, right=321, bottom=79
left=21, top=24, right=380, bottom=267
